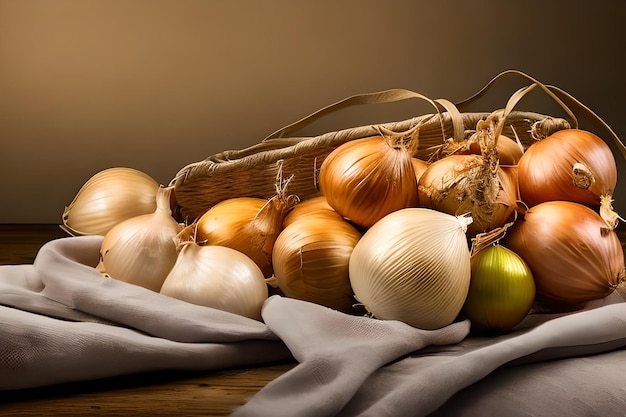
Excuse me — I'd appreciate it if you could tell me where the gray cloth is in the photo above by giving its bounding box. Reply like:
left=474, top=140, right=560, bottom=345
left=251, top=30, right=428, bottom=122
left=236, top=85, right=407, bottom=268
left=2, top=236, right=626, bottom=416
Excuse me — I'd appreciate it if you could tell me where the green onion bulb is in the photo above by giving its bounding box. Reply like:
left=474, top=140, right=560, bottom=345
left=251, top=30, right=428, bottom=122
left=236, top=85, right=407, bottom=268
left=463, top=244, right=535, bottom=332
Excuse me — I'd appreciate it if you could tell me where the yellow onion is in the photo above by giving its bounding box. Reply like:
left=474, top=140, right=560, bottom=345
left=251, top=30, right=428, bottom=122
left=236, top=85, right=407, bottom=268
left=99, top=186, right=183, bottom=292
left=467, top=134, right=524, bottom=165
left=160, top=242, right=268, bottom=320
left=318, top=135, right=418, bottom=228
left=517, top=129, right=621, bottom=228
left=504, top=200, right=625, bottom=311
left=411, top=157, right=430, bottom=184
left=282, top=196, right=340, bottom=228
left=463, top=244, right=535, bottom=332
left=418, top=154, right=519, bottom=237
left=272, top=212, right=361, bottom=313
left=190, top=193, right=296, bottom=277
left=62, top=167, right=160, bottom=236
left=349, top=208, right=472, bottom=330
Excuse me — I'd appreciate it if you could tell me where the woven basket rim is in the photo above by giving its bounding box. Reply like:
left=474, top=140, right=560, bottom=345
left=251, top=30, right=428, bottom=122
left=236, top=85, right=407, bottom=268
left=171, top=110, right=554, bottom=188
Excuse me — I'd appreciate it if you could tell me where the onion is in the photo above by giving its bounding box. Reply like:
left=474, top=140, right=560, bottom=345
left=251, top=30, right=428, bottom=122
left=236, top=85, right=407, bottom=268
left=318, top=135, right=418, bottom=228
left=282, top=196, right=340, bottom=228
left=160, top=242, right=268, bottom=320
left=504, top=201, right=625, bottom=311
left=272, top=211, right=362, bottom=313
left=417, top=154, right=519, bottom=237
left=411, top=157, right=430, bottom=184
left=468, top=134, right=524, bottom=165
left=190, top=193, right=296, bottom=277
left=62, top=167, right=160, bottom=236
left=463, top=244, right=535, bottom=332
left=349, top=208, right=472, bottom=330
left=517, top=128, right=621, bottom=228
left=99, top=186, right=183, bottom=292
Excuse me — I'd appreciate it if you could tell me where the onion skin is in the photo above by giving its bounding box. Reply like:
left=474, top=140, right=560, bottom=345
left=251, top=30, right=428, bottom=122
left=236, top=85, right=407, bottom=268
left=411, top=157, right=430, bottom=184
left=99, top=186, right=182, bottom=292
left=469, top=135, right=524, bottom=165
left=282, top=196, right=340, bottom=228
left=417, top=155, right=519, bottom=237
left=464, top=245, right=535, bottom=332
left=62, top=167, right=160, bottom=236
left=273, top=213, right=361, bottom=313
left=318, top=135, right=418, bottom=228
left=160, top=243, right=268, bottom=320
left=504, top=201, right=625, bottom=311
left=349, top=208, right=472, bottom=330
left=517, top=129, right=617, bottom=209
left=194, top=196, right=293, bottom=277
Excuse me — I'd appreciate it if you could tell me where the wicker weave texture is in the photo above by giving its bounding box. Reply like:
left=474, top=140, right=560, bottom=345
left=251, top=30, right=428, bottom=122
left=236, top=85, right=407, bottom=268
left=171, top=110, right=561, bottom=221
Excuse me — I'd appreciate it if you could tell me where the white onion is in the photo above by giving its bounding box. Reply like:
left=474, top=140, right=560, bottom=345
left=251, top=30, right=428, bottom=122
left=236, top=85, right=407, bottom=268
left=160, top=242, right=268, bottom=320
left=349, top=208, right=472, bottom=330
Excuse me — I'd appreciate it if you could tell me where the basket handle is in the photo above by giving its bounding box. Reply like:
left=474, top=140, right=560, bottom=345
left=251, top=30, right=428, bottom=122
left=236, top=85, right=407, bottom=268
left=455, top=69, right=626, bottom=160
left=263, top=88, right=465, bottom=143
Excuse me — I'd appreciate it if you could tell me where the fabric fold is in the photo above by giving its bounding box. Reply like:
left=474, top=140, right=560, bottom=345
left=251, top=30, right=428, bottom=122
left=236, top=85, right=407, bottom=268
left=1, top=235, right=626, bottom=417
left=233, top=296, right=470, bottom=417
left=0, top=237, right=292, bottom=390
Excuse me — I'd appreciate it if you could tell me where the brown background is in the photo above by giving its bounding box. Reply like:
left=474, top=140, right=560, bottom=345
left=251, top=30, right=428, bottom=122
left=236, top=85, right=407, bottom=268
left=1, top=0, right=625, bottom=224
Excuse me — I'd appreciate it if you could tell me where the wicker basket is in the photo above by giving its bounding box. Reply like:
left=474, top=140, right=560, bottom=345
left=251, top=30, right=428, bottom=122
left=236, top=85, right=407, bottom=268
left=171, top=110, right=564, bottom=222
left=169, top=70, right=626, bottom=222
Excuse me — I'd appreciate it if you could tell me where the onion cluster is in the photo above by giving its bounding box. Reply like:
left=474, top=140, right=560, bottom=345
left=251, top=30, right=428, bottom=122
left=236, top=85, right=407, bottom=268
left=63, top=113, right=624, bottom=330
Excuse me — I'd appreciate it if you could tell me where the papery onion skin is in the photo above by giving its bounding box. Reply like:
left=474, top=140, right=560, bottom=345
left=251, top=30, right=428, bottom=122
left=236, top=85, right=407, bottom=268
left=100, top=187, right=182, bottom=292
left=194, top=196, right=293, bottom=277
left=411, top=158, right=430, bottom=184
left=272, top=212, right=361, bottom=313
left=349, top=208, right=472, bottom=330
left=468, top=135, right=524, bottom=166
left=160, top=243, right=268, bottom=321
left=504, top=201, right=625, bottom=311
left=517, top=129, right=617, bottom=209
left=282, top=196, right=341, bottom=228
left=463, top=245, right=535, bottom=332
left=417, top=155, right=519, bottom=237
left=318, top=136, right=418, bottom=228
left=62, top=167, right=160, bottom=236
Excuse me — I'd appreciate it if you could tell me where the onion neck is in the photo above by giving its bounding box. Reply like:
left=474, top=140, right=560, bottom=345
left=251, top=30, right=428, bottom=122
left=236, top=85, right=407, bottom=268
left=600, top=195, right=624, bottom=230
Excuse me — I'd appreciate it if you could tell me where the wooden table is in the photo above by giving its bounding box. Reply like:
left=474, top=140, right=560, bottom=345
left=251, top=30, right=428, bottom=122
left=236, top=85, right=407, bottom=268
left=0, top=224, right=296, bottom=416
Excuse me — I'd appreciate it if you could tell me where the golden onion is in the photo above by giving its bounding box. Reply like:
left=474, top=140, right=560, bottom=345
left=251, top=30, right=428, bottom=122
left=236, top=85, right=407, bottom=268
left=282, top=195, right=341, bottom=228
left=504, top=201, right=625, bottom=311
left=192, top=194, right=296, bottom=277
left=417, top=154, right=519, bottom=237
left=517, top=129, right=620, bottom=228
left=318, top=135, right=418, bottom=228
left=272, top=212, right=361, bottom=313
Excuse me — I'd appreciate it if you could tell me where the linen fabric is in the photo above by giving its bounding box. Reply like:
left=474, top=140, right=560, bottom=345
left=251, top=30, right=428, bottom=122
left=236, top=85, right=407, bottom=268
left=1, top=236, right=625, bottom=416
